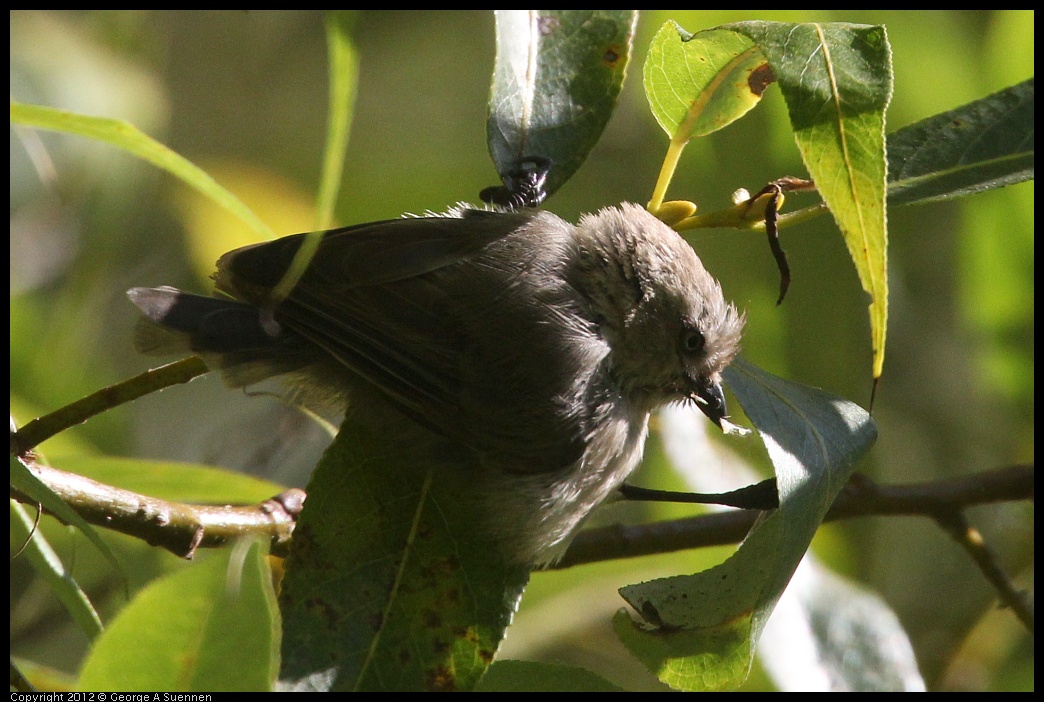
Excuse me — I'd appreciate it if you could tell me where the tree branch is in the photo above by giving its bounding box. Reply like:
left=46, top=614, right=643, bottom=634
left=10, top=457, right=1033, bottom=628
left=556, top=465, right=1034, bottom=629
left=932, top=510, right=1034, bottom=633
left=11, top=459, right=304, bottom=559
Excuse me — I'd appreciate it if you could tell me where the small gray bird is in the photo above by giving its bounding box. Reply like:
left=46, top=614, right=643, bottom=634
left=128, top=203, right=744, bottom=565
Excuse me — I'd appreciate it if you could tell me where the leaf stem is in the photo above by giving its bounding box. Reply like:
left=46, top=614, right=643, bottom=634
left=648, top=137, right=687, bottom=213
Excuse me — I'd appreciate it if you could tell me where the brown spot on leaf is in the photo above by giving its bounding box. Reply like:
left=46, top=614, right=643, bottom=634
left=641, top=601, right=664, bottom=627
left=748, top=63, right=776, bottom=97
left=537, top=16, right=560, bottom=35
left=424, top=610, right=443, bottom=628
left=453, top=625, right=479, bottom=641
left=602, top=45, right=622, bottom=68
left=306, top=596, right=340, bottom=625
left=426, top=666, right=459, bottom=691
left=368, top=611, right=384, bottom=632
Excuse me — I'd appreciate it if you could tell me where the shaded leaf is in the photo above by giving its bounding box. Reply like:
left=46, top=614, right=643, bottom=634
left=477, top=660, right=623, bottom=692
left=278, top=412, right=529, bottom=691
left=758, top=560, right=925, bottom=691
left=887, top=78, right=1034, bottom=206
left=50, top=454, right=287, bottom=504
left=270, top=12, right=360, bottom=305
left=615, top=358, right=877, bottom=691
left=316, top=11, right=358, bottom=230
left=658, top=407, right=922, bottom=690
left=77, top=540, right=280, bottom=692
left=723, top=21, right=892, bottom=381
left=487, top=10, right=637, bottom=199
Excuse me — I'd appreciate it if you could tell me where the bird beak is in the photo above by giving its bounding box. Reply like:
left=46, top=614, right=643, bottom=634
left=691, top=378, right=728, bottom=429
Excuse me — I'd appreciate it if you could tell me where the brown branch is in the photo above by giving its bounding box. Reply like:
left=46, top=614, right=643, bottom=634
left=555, top=465, right=1034, bottom=629
left=10, top=455, right=1033, bottom=628
left=933, top=511, right=1034, bottom=633
left=11, top=459, right=305, bottom=559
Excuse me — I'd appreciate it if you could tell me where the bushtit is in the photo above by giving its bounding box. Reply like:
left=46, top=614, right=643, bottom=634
left=128, top=203, right=744, bottom=566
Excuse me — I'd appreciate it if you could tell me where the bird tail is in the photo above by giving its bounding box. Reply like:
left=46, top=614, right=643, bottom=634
left=126, top=286, right=311, bottom=387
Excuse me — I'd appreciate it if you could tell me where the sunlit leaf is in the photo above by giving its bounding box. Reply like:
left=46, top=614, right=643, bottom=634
left=722, top=21, right=892, bottom=381
left=10, top=500, right=103, bottom=641
left=77, top=540, right=280, bottom=692
left=644, top=23, right=772, bottom=141
left=643, top=22, right=774, bottom=212
left=10, top=101, right=273, bottom=241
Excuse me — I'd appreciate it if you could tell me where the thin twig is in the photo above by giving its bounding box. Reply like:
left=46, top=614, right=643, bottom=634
left=933, top=511, right=1034, bottom=633
left=12, top=357, right=209, bottom=454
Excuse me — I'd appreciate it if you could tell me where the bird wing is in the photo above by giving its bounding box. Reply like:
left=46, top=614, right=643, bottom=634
left=215, top=210, right=597, bottom=473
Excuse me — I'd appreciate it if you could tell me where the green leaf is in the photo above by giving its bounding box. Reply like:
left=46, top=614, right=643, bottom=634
left=487, top=10, right=637, bottom=198
left=615, top=358, right=877, bottom=691
left=644, top=23, right=773, bottom=142
left=643, top=22, right=775, bottom=213
left=887, top=78, right=1034, bottom=206
left=10, top=500, right=103, bottom=641
left=316, top=11, right=359, bottom=229
left=278, top=412, right=530, bottom=691
left=643, top=21, right=776, bottom=214
left=723, top=21, right=892, bottom=381
left=77, top=540, right=280, bottom=692
left=9, top=101, right=273, bottom=241
left=51, top=454, right=287, bottom=505
left=477, top=660, right=624, bottom=692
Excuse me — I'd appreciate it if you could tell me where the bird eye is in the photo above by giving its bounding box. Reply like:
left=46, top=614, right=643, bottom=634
left=681, top=328, right=705, bottom=355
